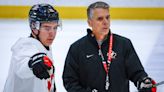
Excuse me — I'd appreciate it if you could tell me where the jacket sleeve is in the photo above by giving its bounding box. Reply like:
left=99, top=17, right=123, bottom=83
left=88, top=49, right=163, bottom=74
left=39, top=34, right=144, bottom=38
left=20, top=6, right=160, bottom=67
left=62, top=45, right=92, bottom=92
left=124, top=39, right=148, bottom=86
left=14, top=44, right=39, bottom=79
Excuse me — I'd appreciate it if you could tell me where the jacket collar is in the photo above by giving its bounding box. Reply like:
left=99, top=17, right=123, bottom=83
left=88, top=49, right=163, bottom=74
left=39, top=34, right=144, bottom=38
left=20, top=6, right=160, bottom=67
left=87, top=28, right=111, bottom=48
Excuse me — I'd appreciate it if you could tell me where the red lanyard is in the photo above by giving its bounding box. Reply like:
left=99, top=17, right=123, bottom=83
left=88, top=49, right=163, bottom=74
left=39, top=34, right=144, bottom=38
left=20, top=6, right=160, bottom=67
left=99, top=34, right=113, bottom=73
left=98, top=34, right=113, bottom=90
left=107, top=33, right=113, bottom=69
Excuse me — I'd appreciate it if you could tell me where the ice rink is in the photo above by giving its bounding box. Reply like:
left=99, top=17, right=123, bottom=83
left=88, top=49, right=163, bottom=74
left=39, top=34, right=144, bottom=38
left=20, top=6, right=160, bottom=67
left=0, top=19, right=164, bottom=92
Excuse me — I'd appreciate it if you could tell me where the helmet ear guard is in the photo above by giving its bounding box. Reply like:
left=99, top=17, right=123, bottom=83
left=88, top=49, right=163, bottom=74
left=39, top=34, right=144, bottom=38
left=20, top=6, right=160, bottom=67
left=30, top=21, right=40, bottom=30
left=56, top=20, right=62, bottom=31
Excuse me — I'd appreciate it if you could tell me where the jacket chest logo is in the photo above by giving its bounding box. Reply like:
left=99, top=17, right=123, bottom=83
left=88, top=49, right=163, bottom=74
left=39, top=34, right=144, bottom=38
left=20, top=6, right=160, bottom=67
left=107, top=50, right=117, bottom=59
left=86, top=54, right=94, bottom=58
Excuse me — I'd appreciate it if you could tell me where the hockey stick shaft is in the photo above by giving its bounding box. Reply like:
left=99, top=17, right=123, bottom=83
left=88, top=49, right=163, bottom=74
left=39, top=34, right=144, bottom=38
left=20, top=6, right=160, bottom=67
left=152, top=81, right=164, bottom=87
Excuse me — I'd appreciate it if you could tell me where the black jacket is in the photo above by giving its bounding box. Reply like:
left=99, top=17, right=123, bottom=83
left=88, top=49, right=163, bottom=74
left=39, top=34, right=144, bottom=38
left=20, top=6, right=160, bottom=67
left=62, top=29, right=148, bottom=92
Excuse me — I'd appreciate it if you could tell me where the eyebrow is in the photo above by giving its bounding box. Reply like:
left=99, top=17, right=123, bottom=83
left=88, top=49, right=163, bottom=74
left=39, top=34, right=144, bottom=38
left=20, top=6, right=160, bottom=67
left=42, top=25, right=51, bottom=27
left=96, top=14, right=110, bottom=18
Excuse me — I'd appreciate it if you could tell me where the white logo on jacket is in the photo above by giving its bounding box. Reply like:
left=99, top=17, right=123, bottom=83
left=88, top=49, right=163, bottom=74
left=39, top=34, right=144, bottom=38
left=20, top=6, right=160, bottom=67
left=107, top=50, right=117, bottom=59
left=86, top=54, right=94, bottom=58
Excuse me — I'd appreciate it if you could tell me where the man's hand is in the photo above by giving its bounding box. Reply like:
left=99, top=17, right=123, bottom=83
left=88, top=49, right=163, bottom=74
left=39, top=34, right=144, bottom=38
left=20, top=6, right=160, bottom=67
left=137, top=77, right=156, bottom=92
left=28, top=53, right=54, bottom=79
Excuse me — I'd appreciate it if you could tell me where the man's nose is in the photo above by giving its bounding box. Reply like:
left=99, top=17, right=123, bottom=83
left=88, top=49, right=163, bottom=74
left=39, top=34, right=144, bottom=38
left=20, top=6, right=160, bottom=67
left=103, top=18, right=109, bottom=25
left=49, top=29, right=56, bottom=36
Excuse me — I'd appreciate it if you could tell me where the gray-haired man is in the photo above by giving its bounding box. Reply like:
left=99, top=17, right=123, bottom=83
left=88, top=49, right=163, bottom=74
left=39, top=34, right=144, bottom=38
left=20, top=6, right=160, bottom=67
left=62, top=1, right=156, bottom=92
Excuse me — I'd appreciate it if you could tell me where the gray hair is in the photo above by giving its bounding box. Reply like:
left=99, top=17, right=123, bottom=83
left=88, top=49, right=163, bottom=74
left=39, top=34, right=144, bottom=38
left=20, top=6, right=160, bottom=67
left=87, top=1, right=110, bottom=19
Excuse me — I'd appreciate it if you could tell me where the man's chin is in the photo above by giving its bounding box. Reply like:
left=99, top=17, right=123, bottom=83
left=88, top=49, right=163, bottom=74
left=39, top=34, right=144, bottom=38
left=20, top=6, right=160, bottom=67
left=45, top=42, right=53, bottom=47
left=100, top=30, right=109, bottom=35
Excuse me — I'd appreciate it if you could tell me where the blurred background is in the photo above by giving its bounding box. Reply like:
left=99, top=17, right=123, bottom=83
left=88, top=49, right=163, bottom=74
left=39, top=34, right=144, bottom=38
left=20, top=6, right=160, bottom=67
left=0, top=0, right=164, bottom=92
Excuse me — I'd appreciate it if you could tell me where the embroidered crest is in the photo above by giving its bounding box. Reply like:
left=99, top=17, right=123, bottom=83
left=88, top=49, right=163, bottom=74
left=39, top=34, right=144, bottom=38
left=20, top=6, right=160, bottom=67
left=107, top=50, right=117, bottom=59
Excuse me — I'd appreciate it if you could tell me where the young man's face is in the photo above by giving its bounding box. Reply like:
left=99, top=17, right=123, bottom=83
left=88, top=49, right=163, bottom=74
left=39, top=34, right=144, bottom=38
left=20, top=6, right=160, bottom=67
left=88, top=8, right=110, bottom=39
left=38, top=22, right=58, bottom=46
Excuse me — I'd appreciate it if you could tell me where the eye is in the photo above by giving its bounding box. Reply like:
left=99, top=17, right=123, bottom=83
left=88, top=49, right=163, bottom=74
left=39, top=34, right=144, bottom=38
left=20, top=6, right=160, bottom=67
left=97, top=17, right=103, bottom=21
left=44, top=27, right=51, bottom=31
left=53, top=26, right=58, bottom=31
left=106, top=15, right=110, bottom=20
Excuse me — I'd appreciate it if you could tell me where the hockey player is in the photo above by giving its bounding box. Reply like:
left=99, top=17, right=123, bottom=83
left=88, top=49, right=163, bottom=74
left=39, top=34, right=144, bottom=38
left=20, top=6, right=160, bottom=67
left=62, top=1, right=156, bottom=92
left=3, top=3, right=61, bottom=92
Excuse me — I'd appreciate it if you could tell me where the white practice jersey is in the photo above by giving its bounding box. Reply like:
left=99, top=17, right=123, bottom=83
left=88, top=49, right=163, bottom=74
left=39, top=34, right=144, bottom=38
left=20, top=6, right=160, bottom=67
left=3, top=37, right=55, bottom=92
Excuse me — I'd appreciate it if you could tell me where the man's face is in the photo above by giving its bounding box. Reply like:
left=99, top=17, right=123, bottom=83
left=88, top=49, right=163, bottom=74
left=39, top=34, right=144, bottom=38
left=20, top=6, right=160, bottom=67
left=88, top=8, right=110, bottom=38
left=38, top=22, right=58, bottom=46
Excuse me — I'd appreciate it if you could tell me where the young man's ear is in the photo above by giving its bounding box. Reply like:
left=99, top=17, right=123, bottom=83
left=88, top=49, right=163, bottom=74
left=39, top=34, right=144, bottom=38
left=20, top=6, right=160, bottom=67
left=32, top=29, right=39, bottom=35
left=31, top=22, right=39, bottom=35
